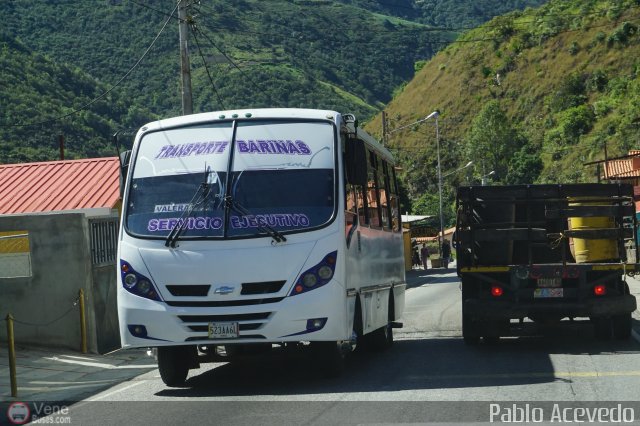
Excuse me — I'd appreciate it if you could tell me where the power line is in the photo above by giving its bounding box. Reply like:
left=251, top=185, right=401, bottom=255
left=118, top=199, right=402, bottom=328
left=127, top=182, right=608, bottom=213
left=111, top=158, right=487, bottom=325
left=129, top=0, right=182, bottom=22
left=189, top=23, right=270, bottom=100
left=189, top=24, right=227, bottom=110
left=1, top=1, right=180, bottom=129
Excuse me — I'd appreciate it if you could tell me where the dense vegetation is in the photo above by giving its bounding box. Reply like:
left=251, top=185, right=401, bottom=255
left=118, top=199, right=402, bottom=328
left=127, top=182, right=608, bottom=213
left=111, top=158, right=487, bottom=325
left=365, top=0, right=640, bottom=225
left=0, top=32, right=154, bottom=162
left=1, top=0, right=542, bottom=162
left=338, top=0, right=546, bottom=27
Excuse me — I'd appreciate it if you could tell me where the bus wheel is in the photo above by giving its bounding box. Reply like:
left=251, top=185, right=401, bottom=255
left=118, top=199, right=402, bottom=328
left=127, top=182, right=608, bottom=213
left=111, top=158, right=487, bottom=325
left=157, top=346, right=191, bottom=387
left=312, top=341, right=345, bottom=378
left=352, top=301, right=364, bottom=353
left=613, top=313, right=632, bottom=340
left=368, top=323, right=393, bottom=351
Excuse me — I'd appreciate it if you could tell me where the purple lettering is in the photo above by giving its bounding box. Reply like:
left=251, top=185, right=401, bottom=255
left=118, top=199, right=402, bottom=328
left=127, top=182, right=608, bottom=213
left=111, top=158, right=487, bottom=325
left=155, top=146, right=170, bottom=159
left=274, top=141, right=288, bottom=154
left=296, top=140, right=311, bottom=155
left=248, top=141, right=260, bottom=153
left=287, top=141, right=300, bottom=154
left=148, top=219, right=159, bottom=231
left=258, top=141, right=271, bottom=153
left=237, top=141, right=249, bottom=153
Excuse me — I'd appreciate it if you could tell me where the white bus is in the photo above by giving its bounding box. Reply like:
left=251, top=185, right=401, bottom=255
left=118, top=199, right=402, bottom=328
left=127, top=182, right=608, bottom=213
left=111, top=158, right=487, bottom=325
left=117, top=108, right=405, bottom=386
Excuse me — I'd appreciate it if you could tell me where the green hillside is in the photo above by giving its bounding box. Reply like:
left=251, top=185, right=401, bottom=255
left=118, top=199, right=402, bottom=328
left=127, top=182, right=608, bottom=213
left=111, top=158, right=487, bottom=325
left=0, top=32, right=155, bottom=162
left=365, top=0, right=640, bottom=222
left=1, top=0, right=445, bottom=120
left=337, top=0, right=547, bottom=27
left=0, top=0, right=545, bottom=163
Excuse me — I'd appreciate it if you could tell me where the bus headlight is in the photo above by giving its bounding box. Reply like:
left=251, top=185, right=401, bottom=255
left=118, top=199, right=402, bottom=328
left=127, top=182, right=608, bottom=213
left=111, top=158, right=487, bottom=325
left=138, top=279, right=152, bottom=294
left=317, top=265, right=333, bottom=280
left=302, top=274, right=318, bottom=288
left=124, top=274, right=138, bottom=288
left=290, top=251, right=337, bottom=296
left=120, top=260, right=162, bottom=301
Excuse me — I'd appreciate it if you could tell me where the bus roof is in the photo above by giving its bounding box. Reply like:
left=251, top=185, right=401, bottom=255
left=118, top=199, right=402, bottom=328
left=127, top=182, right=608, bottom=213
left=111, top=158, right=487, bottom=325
left=138, top=108, right=394, bottom=163
left=141, top=108, right=340, bottom=131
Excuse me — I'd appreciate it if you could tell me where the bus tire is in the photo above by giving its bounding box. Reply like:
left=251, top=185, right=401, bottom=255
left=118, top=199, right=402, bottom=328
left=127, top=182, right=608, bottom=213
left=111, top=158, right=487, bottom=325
left=352, top=300, right=364, bottom=353
left=613, top=313, right=632, bottom=340
left=312, top=341, right=345, bottom=378
left=368, top=323, right=393, bottom=351
left=157, top=346, right=190, bottom=387
left=367, top=295, right=394, bottom=351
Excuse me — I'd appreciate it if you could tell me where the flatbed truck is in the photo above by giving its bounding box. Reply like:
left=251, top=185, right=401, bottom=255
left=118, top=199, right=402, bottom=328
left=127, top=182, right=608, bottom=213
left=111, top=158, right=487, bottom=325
left=455, top=183, right=638, bottom=343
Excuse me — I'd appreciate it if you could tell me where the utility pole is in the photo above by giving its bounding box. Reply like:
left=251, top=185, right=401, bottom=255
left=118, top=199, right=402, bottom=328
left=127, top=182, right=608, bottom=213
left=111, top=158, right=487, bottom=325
left=178, top=0, right=193, bottom=115
left=381, top=111, right=388, bottom=146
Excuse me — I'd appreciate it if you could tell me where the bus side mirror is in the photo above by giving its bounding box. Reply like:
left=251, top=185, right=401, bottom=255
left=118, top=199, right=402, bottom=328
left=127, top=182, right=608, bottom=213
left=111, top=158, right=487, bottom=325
left=345, top=138, right=367, bottom=186
left=119, top=150, right=131, bottom=198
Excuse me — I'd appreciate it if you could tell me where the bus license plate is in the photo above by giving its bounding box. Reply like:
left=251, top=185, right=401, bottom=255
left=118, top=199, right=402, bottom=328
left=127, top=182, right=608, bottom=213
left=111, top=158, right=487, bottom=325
left=534, top=288, right=563, bottom=298
left=208, top=322, right=239, bottom=339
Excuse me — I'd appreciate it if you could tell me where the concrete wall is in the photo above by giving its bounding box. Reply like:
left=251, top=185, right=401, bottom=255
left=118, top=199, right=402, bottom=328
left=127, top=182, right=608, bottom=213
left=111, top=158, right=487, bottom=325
left=0, top=213, right=119, bottom=353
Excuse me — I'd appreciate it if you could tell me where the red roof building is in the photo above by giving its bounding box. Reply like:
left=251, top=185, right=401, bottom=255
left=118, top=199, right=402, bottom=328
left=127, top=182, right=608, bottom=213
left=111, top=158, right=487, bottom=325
left=604, top=150, right=640, bottom=182
left=0, top=157, right=121, bottom=216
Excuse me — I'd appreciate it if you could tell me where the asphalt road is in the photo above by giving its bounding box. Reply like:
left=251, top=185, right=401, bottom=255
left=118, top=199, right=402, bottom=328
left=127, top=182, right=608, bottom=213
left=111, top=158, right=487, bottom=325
left=55, top=269, right=640, bottom=424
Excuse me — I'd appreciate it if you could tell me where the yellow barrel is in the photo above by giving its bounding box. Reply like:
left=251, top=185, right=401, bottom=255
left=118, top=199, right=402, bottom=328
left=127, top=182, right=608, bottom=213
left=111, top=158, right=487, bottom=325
left=568, top=203, right=618, bottom=263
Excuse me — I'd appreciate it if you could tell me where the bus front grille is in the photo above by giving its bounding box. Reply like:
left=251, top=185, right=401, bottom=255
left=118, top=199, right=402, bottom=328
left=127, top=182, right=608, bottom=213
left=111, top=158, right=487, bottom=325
left=241, top=280, right=286, bottom=295
left=178, top=312, right=271, bottom=322
left=165, top=297, right=284, bottom=307
left=166, top=285, right=211, bottom=296
left=185, top=335, right=266, bottom=341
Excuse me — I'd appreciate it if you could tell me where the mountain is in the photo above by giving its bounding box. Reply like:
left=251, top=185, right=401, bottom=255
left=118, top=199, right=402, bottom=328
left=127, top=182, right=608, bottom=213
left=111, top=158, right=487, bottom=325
left=1, top=0, right=543, bottom=162
left=364, top=0, right=640, bottom=220
left=0, top=32, right=154, bottom=162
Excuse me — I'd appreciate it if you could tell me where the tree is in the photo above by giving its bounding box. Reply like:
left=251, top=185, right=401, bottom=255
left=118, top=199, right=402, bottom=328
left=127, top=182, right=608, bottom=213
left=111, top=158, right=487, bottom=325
left=465, top=100, right=520, bottom=182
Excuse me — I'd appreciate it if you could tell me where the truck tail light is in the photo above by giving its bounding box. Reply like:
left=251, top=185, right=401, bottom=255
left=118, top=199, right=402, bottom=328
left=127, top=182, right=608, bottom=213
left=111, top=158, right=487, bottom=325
left=491, top=285, right=504, bottom=297
left=593, top=285, right=607, bottom=296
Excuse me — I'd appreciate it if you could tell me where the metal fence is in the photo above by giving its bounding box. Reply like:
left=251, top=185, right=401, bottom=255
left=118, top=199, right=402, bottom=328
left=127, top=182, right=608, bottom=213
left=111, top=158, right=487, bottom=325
left=89, top=218, right=119, bottom=266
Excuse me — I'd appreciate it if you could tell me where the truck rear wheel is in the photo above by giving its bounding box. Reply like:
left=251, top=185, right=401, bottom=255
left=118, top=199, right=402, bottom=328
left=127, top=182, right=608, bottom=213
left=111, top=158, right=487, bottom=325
left=593, top=317, right=613, bottom=340
left=462, top=312, right=480, bottom=345
left=461, top=278, right=480, bottom=345
left=157, top=346, right=192, bottom=387
left=613, top=313, right=632, bottom=340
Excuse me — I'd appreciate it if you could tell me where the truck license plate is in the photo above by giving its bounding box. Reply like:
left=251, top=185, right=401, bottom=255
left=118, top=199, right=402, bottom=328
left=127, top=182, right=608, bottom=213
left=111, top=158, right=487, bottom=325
left=208, top=322, right=239, bottom=339
left=534, top=288, right=563, bottom=298
left=537, top=277, right=562, bottom=288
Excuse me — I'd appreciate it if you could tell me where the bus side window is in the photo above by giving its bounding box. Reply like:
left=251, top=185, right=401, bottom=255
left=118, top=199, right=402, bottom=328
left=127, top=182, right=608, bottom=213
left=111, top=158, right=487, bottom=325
left=345, top=137, right=369, bottom=226
left=381, top=160, right=392, bottom=230
left=367, top=150, right=382, bottom=228
left=390, top=167, right=401, bottom=232
left=345, top=183, right=357, bottom=238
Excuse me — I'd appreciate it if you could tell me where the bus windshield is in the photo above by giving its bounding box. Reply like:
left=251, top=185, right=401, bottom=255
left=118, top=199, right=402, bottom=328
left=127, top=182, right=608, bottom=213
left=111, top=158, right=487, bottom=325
left=125, top=119, right=336, bottom=239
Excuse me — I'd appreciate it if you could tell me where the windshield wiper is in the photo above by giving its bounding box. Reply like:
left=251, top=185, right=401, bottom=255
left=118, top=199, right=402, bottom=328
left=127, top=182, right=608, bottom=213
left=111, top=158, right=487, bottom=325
left=224, top=195, right=287, bottom=243
left=165, top=168, right=213, bottom=248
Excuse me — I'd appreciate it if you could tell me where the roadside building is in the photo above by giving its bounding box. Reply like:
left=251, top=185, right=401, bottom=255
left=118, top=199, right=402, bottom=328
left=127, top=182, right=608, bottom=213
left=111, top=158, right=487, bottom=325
left=0, top=157, right=121, bottom=353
